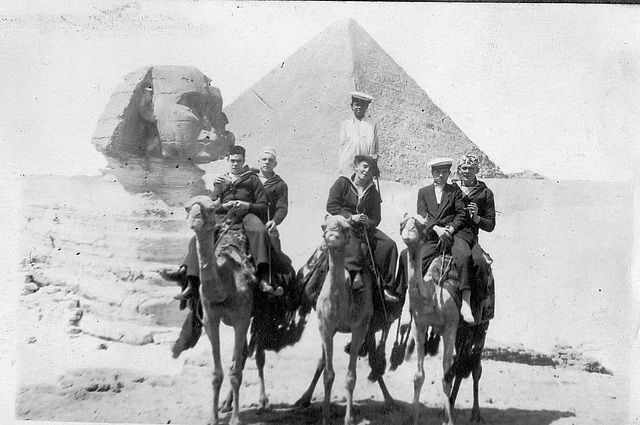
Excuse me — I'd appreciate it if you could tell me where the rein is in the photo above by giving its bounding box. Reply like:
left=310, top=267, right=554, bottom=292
left=363, top=230, right=389, bottom=323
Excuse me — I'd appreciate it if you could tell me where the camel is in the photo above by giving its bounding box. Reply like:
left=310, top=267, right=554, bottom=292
left=294, top=218, right=401, bottom=419
left=219, top=264, right=307, bottom=414
left=186, top=196, right=253, bottom=425
left=299, top=215, right=374, bottom=425
left=399, top=214, right=462, bottom=425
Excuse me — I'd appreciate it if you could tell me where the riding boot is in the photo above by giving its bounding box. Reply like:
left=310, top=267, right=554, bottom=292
left=175, top=275, right=198, bottom=301
left=460, top=289, right=476, bottom=324
left=350, top=271, right=364, bottom=291
left=257, top=265, right=283, bottom=296
left=383, top=288, right=400, bottom=303
left=160, top=265, right=187, bottom=283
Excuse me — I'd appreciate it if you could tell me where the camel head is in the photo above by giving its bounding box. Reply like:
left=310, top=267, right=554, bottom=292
left=186, top=195, right=218, bottom=232
left=321, top=214, right=351, bottom=249
left=400, top=214, right=429, bottom=246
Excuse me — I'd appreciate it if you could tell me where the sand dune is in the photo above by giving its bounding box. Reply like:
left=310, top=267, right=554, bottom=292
left=11, top=173, right=635, bottom=424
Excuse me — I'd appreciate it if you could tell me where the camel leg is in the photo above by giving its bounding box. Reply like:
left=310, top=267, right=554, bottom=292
left=412, top=323, right=426, bottom=425
left=375, top=327, right=395, bottom=407
left=204, top=315, right=223, bottom=425
left=344, top=323, right=367, bottom=425
left=441, top=326, right=457, bottom=425
left=228, top=320, right=250, bottom=425
left=377, top=376, right=395, bottom=407
left=449, top=375, right=463, bottom=408
left=321, top=329, right=336, bottom=425
left=220, top=339, right=250, bottom=414
left=470, top=361, right=484, bottom=422
left=256, top=345, right=271, bottom=411
left=295, top=352, right=325, bottom=408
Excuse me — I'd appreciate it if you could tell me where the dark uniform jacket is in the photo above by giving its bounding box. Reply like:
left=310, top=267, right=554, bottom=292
left=454, top=180, right=496, bottom=245
left=262, top=174, right=288, bottom=225
left=326, top=175, right=381, bottom=228
left=417, top=183, right=468, bottom=236
left=212, top=166, right=268, bottom=222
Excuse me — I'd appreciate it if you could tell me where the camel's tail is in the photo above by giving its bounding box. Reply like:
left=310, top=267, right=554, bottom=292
left=405, top=327, right=441, bottom=360
left=171, top=306, right=203, bottom=359
left=249, top=265, right=310, bottom=354
left=445, top=323, right=488, bottom=382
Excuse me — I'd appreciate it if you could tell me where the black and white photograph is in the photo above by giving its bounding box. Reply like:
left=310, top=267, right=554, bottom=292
left=1, top=1, right=638, bottom=424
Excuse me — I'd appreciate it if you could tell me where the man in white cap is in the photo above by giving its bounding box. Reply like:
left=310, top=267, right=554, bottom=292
left=398, top=157, right=475, bottom=323
left=338, top=91, right=379, bottom=176
left=255, top=146, right=289, bottom=253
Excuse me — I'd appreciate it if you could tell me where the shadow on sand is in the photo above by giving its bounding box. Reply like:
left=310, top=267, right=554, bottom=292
left=234, top=399, right=576, bottom=425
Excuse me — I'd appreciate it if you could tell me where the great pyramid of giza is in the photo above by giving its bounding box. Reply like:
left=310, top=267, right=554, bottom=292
left=224, top=19, right=504, bottom=183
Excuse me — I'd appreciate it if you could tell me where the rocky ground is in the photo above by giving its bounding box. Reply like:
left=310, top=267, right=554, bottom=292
left=7, top=174, right=637, bottom=424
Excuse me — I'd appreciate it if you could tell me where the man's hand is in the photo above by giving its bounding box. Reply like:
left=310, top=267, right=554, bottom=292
left=350, top=213, right=370, bottom=226
left=235, top=201, right=250, bottom=214
left=265, top=220, right=277, bottom=233
left=433, top=225, right=446, bottom=238
left=221, top=200, right=250, bottom=214
left=465, top=202, right=480, bottom=223
left=214, top=175, right=230, bottom=186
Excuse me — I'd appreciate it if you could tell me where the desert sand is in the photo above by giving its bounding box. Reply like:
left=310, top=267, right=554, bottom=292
left=8, top=172, right=636, bottom=425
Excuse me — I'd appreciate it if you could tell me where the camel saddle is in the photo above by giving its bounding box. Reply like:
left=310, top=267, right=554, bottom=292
left=418, top=251, right=495, bottom=326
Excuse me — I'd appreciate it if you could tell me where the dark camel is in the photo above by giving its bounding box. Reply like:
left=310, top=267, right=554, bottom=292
left=400, top=214, right=492, bottom=424
left=186, top=196, right=253, bottom=425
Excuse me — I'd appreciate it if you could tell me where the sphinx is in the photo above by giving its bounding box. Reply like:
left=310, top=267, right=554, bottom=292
left=92, top=66, right=235, bottom=205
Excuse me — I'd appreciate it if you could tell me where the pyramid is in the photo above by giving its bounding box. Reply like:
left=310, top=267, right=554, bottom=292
left=224, top=19, right=504, bottom=184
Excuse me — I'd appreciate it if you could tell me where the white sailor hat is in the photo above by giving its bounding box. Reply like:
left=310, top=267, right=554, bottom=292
left=349, top=91, right=374, bottom=102
left=427, top=157, right=454, bottom=168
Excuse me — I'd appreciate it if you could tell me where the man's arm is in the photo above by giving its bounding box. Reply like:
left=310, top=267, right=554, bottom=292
left=372, top=121, right=379, bottom=159
left=448, top=186, right=468, bottom=233
left=247, top=176, right=268, bottom=221
left=368, top=191, right=381, bottom=227
left=339, top=120, right=348, bottom=147
left=271, top=182, right=289, bottom=225
left=326, top=177, right=352, bottom=219
left=476, top=189, right=496, bottom=232
left=417, top=187, right=428, bottom=218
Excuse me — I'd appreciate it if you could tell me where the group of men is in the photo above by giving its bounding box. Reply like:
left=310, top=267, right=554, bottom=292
left=160, top=90, right=495, bottom=325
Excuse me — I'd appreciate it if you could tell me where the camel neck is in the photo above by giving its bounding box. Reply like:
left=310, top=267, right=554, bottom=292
left=326, top=246, right=348, bottom=296
left=194, top=227, right=222, bottom=290
left=406, top=243, right=435, bottom=299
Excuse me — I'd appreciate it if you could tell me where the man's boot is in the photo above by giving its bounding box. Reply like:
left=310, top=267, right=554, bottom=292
left=350, top=272, right=364, bottom=291
left=383, top=287, right=400, bottom=303
left=460, top=289, right=476, bottom=324
left=175, top=276, right=198, bottom=301
left=258, top=266, right=283, bottom=296
left=159, top=265, right=187, bottom=283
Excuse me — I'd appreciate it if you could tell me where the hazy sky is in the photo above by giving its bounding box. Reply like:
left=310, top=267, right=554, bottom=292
left=1, top=1, right=639, bottom=180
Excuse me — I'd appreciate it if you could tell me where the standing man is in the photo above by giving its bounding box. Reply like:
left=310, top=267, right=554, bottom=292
left=338, top=91, right=379, bottom=176
left=256, top=146, right=288, bottom=253
left=414, top=157, right=475, bottom=324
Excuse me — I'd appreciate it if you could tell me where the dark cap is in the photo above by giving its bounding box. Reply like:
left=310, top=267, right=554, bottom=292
left=353, top=154, right=380, bottom=178
left=228, top=145, right=246, bottom=157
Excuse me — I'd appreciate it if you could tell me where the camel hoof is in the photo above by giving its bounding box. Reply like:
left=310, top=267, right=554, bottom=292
left=383, top=398, right=397, bottom=412
left=471, top=410, right=485, bottom=422
left=257, top=402, right=272, bottom=413
left=294, top=397, right=311, bottom=409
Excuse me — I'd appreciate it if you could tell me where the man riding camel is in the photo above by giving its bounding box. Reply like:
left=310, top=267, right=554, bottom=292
left=453, top=154, right=496, bottom=310
left=255, top=146, right=289, bottom=254
left=160, top=145, right=284, bottom=298
left=411, top=157, right=475, bottom=324
left=326, top=154, right=400, bottom=303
